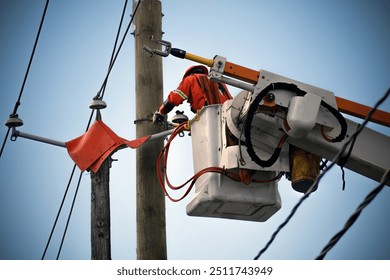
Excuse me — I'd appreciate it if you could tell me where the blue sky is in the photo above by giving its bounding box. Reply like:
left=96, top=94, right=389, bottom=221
left=0, top=0, right=389, bottom=260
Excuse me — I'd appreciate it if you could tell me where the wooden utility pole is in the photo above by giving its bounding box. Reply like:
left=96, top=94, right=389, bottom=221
left=90, top=156, right=112, bottom=259
left=134, top=0, right=167, bottom=259
left=90, top=111, right=111, bottom=260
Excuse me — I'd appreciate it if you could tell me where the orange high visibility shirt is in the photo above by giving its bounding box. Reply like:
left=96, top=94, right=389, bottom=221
left=167, top=73, right=231, bottom=112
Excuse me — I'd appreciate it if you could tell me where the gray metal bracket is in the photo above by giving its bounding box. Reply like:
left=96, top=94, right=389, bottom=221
left=11, top=127, right=66, bottom=148
left=143, top=36, right=171, bottom=57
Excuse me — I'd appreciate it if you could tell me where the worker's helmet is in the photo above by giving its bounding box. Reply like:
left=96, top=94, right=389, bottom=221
left=182, top=65, right=208, bottom=79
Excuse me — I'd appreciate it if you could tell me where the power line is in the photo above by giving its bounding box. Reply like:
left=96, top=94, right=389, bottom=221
left=0, top=0, right=50, bottom=160
left=94, top=0, right=141, bottom=100
left=253, top=87, right=390, bottom=260
left=99, top=0, right=129, bottom=99
left=56, top=171, right=83, bottom=260
left=12, top=0, right=50, bottom=116
left=0, top=129, right=11, bottom=160
left=41, top=164, right=76, bottom=260
left=315, top=168, right=390, bottom=260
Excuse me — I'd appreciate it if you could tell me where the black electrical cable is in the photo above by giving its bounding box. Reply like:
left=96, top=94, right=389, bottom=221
left=0, top=128, right=11, bottom=159
left=0, top=0, right=49, bottom=160
left=340, top=166, right=346, bottom=191
left=253, top=87, right=389, bottom=260
left=96, top=0, right=129, bottom=100
left=315, top=169, right=390, bottom=260
left=94, top=0, right=141, bottom=100
left=338, top=124, right=361, bottom=191
left=12, top=0, right=50, bottom=116
left=41, top=164, right=76, bottom=260
left=56, top=171, right=83, bottom=260
left=244, top=82, right=347, bottom=168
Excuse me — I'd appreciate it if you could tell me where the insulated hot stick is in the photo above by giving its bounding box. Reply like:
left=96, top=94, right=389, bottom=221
left=177, top=48, right=390, bottom=127
left=144, top=38, right=390, bottom=128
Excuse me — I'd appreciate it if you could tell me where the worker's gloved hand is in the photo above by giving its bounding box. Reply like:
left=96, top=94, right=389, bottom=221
left=153, top=111, right=166, bottom=124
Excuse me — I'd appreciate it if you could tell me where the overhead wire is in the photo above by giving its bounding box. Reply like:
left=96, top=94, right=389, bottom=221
left=11, top=0, right=50, bottom=116
left=315, top=168, right=390, bottom=260
left=41, top=164, right=77, bottom=259
left=41, top=0, right=140, bottom=259
left=0, top=0, right=50, bottom=160
left=56, top=171, right=83, bottom=260
left=253, top=87, right=390, bottom=260
left=95, top=0, right=129, bottom=100
left=94, top=0, right=140, bottom=100
left=0, top=129, right=11, bottom=160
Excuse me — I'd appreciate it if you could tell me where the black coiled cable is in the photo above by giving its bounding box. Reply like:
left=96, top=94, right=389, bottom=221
left=244, top=82, right=348, bottom=167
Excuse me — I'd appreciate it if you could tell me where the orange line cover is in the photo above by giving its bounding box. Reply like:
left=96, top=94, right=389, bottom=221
left=65, top=120, right=150, bottom=172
